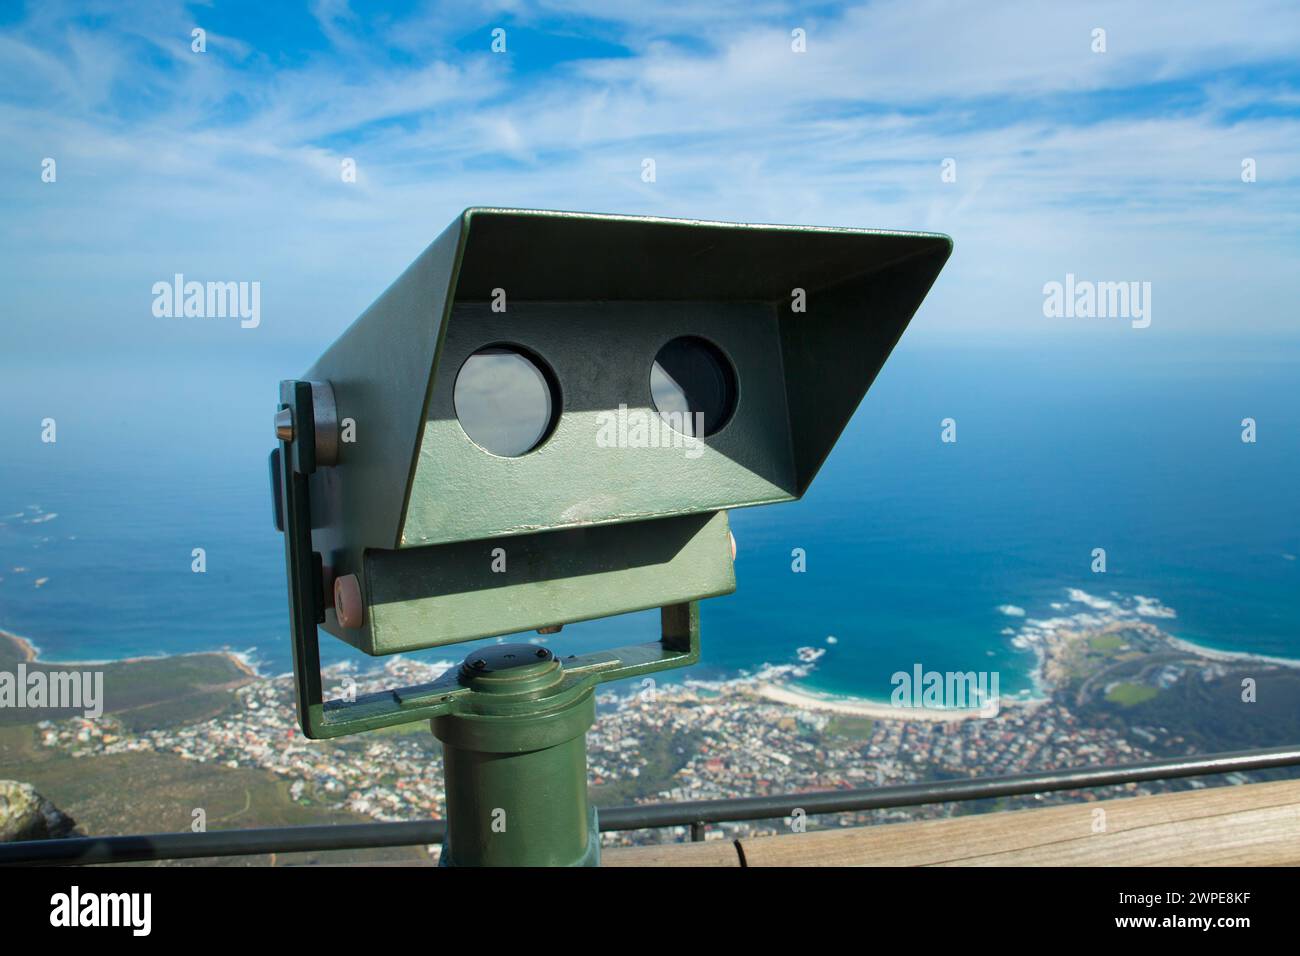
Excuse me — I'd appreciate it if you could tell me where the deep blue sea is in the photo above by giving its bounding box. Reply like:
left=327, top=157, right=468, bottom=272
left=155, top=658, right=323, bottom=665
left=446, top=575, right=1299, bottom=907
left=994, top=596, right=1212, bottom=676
left=2, top=336, right=1297, bottom=702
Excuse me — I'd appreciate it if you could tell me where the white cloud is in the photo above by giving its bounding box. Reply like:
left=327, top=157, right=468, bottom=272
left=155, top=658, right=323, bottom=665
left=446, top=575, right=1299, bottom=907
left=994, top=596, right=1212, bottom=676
left=1, top=0, right=1297, bottom=354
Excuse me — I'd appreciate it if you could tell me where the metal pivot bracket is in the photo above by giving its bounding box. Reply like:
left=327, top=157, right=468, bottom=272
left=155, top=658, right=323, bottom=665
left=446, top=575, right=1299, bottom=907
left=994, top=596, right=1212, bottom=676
left=271, top=379, right=702, bottom=740
left=271, top=380, right=462, bottom=738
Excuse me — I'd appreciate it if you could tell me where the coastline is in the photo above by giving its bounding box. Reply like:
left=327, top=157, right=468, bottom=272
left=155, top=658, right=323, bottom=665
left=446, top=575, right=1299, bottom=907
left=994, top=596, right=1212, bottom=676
left=1006, top=590, right=1300, bottom=695
left=1166, top=635, right=1300, bottom=670
left=0, top=626, right=258, bottom=678
left=0, top=628, right=38, bottom=662
left=7, top=584, right=1300, bottom=717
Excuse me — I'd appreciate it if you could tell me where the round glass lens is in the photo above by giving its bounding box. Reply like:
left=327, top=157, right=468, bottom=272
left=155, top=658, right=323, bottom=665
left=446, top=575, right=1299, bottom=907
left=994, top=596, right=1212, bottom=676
left=454, top=346, right=557, bottom=457
left=650, top=336, right=737, bottom=437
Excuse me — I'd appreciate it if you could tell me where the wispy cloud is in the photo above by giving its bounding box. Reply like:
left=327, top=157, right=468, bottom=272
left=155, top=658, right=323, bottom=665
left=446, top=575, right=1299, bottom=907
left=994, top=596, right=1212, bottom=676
left=1, top=0, right=1297, bottom=355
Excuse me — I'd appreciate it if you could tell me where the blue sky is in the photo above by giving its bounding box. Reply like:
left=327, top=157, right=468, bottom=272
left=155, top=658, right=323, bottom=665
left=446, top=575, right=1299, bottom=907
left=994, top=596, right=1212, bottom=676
left=1, top=0, right=1298, bottom=360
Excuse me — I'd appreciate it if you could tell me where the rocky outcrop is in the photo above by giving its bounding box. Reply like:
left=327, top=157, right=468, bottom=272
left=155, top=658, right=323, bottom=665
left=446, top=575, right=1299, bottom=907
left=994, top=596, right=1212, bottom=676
left=0, top=780, right=78, bottom=841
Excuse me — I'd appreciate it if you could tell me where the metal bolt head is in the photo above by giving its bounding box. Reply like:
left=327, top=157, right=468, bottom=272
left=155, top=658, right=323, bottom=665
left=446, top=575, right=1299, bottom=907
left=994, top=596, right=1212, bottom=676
left=274, top=408, right=294, bottom=442
left=334, top=573, right=363, bottom=629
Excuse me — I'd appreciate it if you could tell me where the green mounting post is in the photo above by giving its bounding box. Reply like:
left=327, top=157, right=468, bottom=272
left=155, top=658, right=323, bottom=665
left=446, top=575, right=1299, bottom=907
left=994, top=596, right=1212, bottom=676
left=429, top=603, right=701, bottom=866
left=433, top=644, right=599, bottom=866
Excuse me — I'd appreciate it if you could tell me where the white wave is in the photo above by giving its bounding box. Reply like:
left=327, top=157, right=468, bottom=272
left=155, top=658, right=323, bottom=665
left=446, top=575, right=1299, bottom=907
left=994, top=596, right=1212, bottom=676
left=1067, top=588, right=1115, bottom=610
left=1133, top=595, right=1177, bottom=619
left=796, top=646, right=826, bottom=664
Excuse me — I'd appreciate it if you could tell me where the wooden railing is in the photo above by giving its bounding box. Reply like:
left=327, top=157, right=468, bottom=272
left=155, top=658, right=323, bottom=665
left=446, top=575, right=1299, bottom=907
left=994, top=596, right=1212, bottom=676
left=602, top=778, right=1300, bottom=866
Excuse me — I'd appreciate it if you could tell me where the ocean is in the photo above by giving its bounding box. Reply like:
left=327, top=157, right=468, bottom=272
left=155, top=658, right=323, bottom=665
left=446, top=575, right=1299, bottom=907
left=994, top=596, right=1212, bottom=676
left=1, top=335, right=1297, bottom=703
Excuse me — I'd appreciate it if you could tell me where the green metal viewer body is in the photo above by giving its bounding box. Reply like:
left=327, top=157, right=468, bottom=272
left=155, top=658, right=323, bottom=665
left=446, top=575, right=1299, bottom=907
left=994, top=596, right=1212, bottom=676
left=270, top=207, right=951, bottom=865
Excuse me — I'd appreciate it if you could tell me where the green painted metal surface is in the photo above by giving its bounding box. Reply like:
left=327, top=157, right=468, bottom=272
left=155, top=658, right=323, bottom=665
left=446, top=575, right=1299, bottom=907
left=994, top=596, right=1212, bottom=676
left=274, top=375, right=705, bottom=747
left=271, top=208, right=954, bottom=865
left=364, top=511, right=734, bottom=654
left=302, top=219, right=461, bottom=557
left=405, top=301, right=796, bottom=547
left=433, top=644, right=596, bottom=866
left=427, top=604, right=701, bottom=865
left=294, top=208, right=950, bottom=652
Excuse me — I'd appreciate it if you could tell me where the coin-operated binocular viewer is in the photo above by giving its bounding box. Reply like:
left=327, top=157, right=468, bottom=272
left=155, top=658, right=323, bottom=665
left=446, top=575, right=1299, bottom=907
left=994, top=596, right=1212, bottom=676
left=270, top=208, right=950, bottom=865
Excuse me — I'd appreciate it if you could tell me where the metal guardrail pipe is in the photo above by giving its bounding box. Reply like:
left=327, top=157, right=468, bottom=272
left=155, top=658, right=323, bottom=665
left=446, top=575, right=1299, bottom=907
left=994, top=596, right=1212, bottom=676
left=596, top=744, right=1300, bottom=831
left=3, top=744, right=1298, bottom=865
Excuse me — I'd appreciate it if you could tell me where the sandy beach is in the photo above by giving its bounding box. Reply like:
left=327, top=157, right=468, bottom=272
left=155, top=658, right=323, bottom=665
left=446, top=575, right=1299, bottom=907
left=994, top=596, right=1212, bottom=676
left=1166, top=636, right=1300, bottom=670
left=752, top=681, right=1032, bottom=722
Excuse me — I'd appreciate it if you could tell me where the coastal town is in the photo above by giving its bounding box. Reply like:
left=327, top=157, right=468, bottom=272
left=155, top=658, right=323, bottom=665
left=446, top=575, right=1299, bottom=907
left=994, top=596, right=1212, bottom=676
left=32, top=635, right=1224, bottom=852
